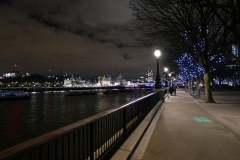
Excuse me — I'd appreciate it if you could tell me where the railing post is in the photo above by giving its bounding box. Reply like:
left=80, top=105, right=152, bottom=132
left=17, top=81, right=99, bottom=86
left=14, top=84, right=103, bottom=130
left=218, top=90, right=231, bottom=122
left=137, top=101, right=140, bottom=120
left=158, top=89, right=167, bottom=102
left=90, top=123, right=94, bottom=160
left=123, top=108, right=126, bottom=136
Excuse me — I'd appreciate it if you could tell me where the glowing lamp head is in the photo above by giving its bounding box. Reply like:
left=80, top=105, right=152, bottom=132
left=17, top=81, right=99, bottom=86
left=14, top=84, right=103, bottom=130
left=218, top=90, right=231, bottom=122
left=154, top=50, right=161, bottom=59
left=164, top=67, right=168, bottom=72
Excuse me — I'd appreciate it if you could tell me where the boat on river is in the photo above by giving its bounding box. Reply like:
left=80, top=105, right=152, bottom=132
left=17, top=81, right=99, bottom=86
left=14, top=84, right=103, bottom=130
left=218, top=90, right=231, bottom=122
left=0, top=90, right=30, bottom=100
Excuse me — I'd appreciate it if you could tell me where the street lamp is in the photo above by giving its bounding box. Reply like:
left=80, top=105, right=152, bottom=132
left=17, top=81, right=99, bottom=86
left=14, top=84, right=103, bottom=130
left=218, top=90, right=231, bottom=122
left=164, top=67, right=168, bottom=87
left=154, top=50, right=161, bottom=89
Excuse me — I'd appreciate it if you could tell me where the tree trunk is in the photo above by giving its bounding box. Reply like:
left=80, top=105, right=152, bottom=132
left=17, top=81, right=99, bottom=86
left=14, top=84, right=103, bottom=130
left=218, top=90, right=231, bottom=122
left=196, top=78, right=200, bottom=98
left=219, top=77, right=222, bottom=90
left=188, top=81, right=191, bottom=93
left=191, top=78, right=194, bottom=95
left=204, top=72, right=215, bottom=103
left=184, top=81, right=188, bottom=92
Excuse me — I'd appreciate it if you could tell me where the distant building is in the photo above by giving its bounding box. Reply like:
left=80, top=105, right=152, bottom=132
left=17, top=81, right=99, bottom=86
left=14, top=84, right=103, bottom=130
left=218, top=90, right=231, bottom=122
left=116, top=71, right=123, bottom=81
left=100, top=75, right=111, bottom=86
left=2, top=71, right=31, bottom=78
left=3, top=71, right=19, bottom=78
left=63, top=76, right=85, bottom=87
left=63, top=78, right=73, bottom=87
left=145, top=70, right=154, bottom=82
left=232, top=44, right=239, bottom=58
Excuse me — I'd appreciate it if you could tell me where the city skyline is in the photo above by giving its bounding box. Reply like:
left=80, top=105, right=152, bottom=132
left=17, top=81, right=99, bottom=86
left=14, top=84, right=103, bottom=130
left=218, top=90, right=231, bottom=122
left=0, top=0, right=177, bottom=79
left=1, top=67, right=156, bottom=80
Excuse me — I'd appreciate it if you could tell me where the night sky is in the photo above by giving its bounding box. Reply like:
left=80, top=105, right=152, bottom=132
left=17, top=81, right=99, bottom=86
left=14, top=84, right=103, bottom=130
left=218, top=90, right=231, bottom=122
left=0, top=0, right=176, bottom=79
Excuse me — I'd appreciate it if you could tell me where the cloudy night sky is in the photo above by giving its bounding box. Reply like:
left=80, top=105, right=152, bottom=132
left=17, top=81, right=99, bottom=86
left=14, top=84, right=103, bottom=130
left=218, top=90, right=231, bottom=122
left=0, top=0, right=176, bottom=79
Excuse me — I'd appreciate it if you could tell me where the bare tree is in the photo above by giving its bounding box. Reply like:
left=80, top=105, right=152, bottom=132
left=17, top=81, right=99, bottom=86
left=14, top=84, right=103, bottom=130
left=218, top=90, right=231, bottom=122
left=130, top=0, right=234, bottom=103
left=201, top=0, right=240, bottom=62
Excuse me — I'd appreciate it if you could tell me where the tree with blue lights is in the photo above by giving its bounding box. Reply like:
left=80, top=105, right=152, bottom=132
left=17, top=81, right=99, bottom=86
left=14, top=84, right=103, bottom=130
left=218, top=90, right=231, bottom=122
left=177, top=53, right=204, bottom=97
left=177, top=53, right=204, bottom=81
left=129, top=0, right=237, bottom=103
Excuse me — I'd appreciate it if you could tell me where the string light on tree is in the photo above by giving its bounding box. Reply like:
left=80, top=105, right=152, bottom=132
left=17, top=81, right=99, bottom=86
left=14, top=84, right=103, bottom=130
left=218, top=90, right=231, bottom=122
left=177, top=53, right=204, bottom=81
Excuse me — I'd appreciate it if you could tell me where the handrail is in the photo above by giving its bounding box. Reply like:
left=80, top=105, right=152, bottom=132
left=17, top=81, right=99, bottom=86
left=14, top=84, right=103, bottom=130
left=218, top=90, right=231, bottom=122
left=0, top=90, right=166, bottom=160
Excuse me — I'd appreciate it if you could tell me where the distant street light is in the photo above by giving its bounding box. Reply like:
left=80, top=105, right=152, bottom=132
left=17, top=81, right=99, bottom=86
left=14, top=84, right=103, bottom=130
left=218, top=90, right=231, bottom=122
left=164, top=67, right=168, bottom=87
left=168, top=73, right=172, bottom=85
left=154, top=50, right=161, bottom=89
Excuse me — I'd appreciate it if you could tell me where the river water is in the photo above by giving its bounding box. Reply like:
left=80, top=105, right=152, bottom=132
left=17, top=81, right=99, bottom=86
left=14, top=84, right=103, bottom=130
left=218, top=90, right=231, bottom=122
left=0, top=89, right=152, bottom=151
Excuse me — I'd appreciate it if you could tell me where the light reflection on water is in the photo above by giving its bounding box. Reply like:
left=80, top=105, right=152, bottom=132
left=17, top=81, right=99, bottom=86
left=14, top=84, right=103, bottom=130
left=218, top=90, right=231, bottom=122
left=0, top=89, right=152, bottom=151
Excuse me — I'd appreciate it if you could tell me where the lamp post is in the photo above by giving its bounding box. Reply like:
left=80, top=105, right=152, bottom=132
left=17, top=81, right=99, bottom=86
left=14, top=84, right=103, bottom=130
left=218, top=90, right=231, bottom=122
left=154, top=50, right=161, bottom=89
left=164, top=67, right=168, bottom=87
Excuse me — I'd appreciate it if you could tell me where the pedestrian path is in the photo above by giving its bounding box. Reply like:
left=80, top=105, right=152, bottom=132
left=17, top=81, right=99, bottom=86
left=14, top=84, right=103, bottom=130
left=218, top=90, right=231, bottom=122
left=131, top=89, right=240, bottom=160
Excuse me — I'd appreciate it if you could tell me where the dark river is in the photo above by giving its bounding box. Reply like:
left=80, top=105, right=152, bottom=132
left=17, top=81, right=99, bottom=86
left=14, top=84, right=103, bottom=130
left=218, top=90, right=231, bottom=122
left=0, top=89, right=152, bottom=151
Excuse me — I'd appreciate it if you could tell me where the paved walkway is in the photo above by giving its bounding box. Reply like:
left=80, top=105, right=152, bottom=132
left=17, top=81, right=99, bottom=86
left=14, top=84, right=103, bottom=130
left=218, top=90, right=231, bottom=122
left=131, top=89, right=240, bottom=160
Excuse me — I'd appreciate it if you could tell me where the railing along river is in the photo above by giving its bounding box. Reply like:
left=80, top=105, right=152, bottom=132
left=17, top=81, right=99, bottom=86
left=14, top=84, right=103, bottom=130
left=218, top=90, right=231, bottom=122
left=0, top=90, right=166, bottom=160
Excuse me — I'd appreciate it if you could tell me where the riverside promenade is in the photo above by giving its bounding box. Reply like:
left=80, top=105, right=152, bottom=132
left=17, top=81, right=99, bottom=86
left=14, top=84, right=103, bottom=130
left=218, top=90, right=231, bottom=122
left=129, top=89, right=240, bottom=160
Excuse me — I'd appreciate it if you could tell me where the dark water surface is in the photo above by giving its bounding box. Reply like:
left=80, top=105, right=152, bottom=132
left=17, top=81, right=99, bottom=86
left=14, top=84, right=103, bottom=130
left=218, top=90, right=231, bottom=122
left=0, top=89, right=152, bottom=151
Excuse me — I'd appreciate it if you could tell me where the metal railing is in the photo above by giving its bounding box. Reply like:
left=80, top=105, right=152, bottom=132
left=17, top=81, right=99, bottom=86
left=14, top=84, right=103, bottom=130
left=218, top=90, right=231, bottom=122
left=0, top=90, right=165, bottom=160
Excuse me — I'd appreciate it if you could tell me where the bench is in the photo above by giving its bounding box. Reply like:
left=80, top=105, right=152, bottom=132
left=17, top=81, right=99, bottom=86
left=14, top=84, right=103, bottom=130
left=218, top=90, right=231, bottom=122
left=200, top=92, right=205, bottom=100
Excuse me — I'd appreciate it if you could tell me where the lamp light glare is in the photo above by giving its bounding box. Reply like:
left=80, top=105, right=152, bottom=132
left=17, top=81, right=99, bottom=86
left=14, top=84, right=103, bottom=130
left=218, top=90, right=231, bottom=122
left=154, top=50, right=161, bottom=58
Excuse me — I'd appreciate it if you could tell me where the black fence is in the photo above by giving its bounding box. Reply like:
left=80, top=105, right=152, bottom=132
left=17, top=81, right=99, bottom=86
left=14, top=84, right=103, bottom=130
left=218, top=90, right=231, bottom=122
left=0, top=90, right=165, bottom=160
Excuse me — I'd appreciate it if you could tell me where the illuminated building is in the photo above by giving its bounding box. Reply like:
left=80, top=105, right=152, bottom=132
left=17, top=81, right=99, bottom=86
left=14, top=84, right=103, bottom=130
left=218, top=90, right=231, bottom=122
left=232, top=44, right=239, bottom=57
left=3, top=71, right=31, bottom=78
left=145, top=70, right=154, bottom=82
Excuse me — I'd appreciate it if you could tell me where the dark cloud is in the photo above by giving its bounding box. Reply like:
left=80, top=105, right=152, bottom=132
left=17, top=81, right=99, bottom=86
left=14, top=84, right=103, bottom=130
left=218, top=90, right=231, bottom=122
left=87, top=32, right=95, bottom=38
left=123, top=54, right=130, bottom=59
left=0, top=0, right=12, bottom=5
left=116, top=43, right=128, bottom=48
left=28, top=13, right=61, bottom=29
left=26, top=9, right=132, bottom=48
